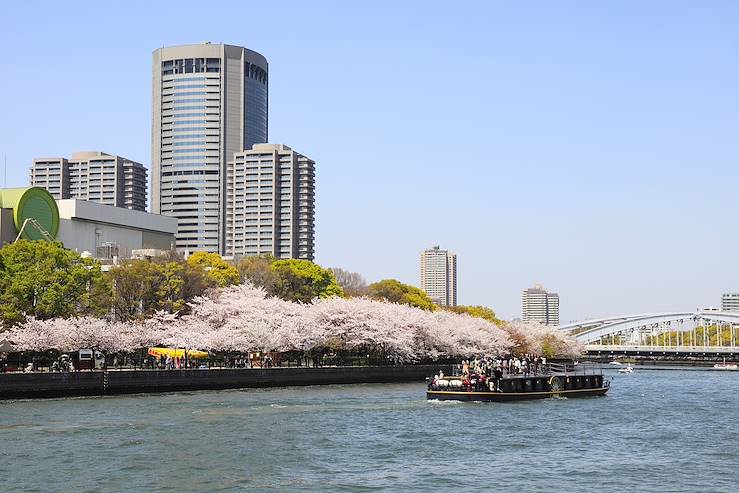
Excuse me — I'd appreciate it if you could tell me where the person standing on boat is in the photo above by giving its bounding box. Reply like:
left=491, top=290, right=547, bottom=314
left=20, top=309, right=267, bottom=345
left=462, top=375, right=472, bottom=392
left=493, top=366, right=503, bottom=391
left=477, top=373, right=487, bottom=391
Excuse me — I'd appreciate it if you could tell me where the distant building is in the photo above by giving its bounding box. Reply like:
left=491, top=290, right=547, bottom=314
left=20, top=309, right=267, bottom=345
left=0, top=187, right=175, bottom=262
left=225, top=144, right=314, bottom=260
left=151, top=43, right=269, bottom=254
left=29, top=158, right=68, bottom=200
left=522, top=285, right=560, bottom=326
left=31, top=152, right=147, bottom=211
left=56, top=199, right=175, bottom=262
left=721, top=293, right=739, bottom=312
left=420, top=246, right=457, bottom=306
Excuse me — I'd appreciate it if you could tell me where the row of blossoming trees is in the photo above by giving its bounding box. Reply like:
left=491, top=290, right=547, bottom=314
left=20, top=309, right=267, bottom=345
left=6, top=284, right=581, bottom=364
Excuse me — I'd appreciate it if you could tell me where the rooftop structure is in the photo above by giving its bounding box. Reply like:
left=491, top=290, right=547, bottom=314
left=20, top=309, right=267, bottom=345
left=0, top=187, right=175, bottom=262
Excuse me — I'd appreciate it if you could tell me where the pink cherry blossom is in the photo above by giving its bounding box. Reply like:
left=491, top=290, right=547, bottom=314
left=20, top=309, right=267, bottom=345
left=7, top=283, right=581, bottom=361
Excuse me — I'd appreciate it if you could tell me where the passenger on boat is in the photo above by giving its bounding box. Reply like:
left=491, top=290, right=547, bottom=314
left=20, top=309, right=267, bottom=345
left=433, top=371, right=445, bottom=386
left=493, top=366, right=503, bottom=391
left=477, top=374, right=487, bottom=391
left=462, top=376, right=472, bottom=391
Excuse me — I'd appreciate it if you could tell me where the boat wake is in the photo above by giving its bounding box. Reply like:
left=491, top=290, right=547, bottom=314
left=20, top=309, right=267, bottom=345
left=549, top=395, right=568, bottom=400
left=426, top=399, right=462, bottom=405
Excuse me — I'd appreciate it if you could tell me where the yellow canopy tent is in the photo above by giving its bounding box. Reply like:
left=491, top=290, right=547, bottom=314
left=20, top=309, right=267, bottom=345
left=148, top=347, right=209, bottom=359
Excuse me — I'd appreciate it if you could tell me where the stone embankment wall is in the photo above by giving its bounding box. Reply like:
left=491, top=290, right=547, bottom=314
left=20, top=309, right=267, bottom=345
left=0, top=365, right=453, bottom=400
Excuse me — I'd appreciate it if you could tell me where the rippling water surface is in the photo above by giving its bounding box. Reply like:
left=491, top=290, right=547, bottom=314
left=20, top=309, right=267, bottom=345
left=1, top=369, right=738, bottom=492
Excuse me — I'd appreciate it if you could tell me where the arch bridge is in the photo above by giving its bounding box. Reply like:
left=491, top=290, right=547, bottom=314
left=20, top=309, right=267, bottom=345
left=560, top=311, right=739, bottom=356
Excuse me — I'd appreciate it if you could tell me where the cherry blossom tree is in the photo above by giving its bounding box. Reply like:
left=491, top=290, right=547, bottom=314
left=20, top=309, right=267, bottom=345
left=7, top=282, right=581, bottom=361
left=8, top=317, right=129, bottom=352
left=502, top=320, right=582, bottom=357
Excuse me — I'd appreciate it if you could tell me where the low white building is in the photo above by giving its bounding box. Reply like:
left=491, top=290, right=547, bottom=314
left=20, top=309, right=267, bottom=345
left=56, top=199, right=176, bottom=262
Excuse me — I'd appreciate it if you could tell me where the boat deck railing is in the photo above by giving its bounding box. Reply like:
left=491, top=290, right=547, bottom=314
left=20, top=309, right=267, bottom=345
left=445, top=362, right=602, bottom=379
left=541, top=362, right=603, bottom=375
left=544, top=362, right=570, bottom=374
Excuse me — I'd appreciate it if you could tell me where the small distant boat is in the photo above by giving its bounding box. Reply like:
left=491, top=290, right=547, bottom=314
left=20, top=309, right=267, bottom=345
left=609, top=361, right=623, bottom=366
left=618, top=365, right=634, bottom=374
left=713, top=358, right=738, bottom=371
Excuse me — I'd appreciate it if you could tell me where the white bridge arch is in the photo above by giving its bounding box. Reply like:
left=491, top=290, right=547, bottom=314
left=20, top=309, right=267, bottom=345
left=560, top=311, right=739, bottom=345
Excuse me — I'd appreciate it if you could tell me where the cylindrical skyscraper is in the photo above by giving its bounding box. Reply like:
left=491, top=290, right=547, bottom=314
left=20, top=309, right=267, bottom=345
left=152, top=43, right=268, bottom=254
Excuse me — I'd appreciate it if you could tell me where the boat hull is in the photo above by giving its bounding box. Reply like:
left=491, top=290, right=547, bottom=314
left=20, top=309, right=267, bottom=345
left=427, top=386, right=610, bottom=402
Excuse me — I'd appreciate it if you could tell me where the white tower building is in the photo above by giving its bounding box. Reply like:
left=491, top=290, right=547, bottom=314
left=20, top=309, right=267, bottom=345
left=522, top=284, right=560, bottom=326
left=420, top=246, right=457, bottom=306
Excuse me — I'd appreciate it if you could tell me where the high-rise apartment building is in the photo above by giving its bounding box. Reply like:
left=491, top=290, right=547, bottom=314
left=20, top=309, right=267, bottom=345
left=151, top=43, right=268, bottom=254
left=226, top=144, right=314, bottom=260
left=522, top=285, right=560, bottom=326
left=30, top=152, right=147, bottom=211
left=721, top=293, right=739, bottom=312
left=420, top=246, right=457, bottom=306
left=29, top=158, right=69, bottom=200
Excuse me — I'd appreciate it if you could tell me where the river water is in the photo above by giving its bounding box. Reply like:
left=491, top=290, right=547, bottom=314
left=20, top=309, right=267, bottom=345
left=1, top=369, right=737, bottom=492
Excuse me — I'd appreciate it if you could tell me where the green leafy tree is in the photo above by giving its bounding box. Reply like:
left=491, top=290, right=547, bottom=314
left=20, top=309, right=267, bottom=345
left=186, top=252, right=240, bottom=287
left=153, top=261, right=212, bottom=314
left=444, top=305, right=503, bottom=325
left=107, top=258, right=213, bottom=321
left=236, top=254, right=277, bottom=289
left=0, top=240, right=110, bottom=327
left=367, top=279, right=436, bottom=311
left=107, top=260, right=163, bottom=321
left=269, top=259, right=344, bottom=302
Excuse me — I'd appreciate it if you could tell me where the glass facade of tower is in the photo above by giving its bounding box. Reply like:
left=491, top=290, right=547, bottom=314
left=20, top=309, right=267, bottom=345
left=245, top=63, right=268, bottom=149
left=153, top=44, right=268, bottom=253
left=159, top=61, right=222, bottom=251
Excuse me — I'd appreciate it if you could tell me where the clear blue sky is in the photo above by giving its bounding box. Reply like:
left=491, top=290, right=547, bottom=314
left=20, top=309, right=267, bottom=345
left=1, top=1, right=738, bottom=321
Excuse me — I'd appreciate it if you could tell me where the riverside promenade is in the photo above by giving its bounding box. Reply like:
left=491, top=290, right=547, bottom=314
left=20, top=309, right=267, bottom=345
left=0, top=364, right=452, bottom=400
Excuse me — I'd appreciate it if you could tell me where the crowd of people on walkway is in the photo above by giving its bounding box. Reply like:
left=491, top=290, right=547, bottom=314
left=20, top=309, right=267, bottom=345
left=143, top=355, right=203, bottom=370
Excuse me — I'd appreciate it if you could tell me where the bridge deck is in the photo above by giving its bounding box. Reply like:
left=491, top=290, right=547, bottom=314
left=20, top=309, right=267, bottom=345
left=586, top=344, right=739, bottom=355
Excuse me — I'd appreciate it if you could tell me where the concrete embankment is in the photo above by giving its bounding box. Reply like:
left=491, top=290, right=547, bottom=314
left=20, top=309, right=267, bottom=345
left=0, top=365, right=452, bottom=400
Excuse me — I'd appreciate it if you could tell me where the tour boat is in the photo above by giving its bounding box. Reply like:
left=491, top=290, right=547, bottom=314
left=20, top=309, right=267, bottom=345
left=713, top=359, right=738, bottom=371
left=426, top=373, right=610, bottom=402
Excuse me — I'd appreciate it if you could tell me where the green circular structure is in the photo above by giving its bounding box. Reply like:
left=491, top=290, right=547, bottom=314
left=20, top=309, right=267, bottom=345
left=0, top=187, right=59, bottom=240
